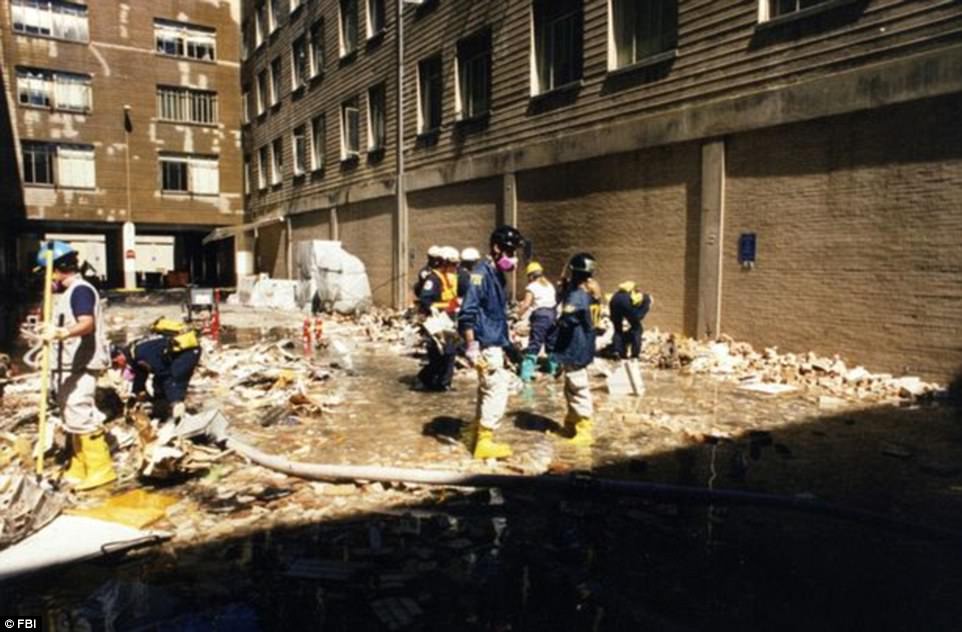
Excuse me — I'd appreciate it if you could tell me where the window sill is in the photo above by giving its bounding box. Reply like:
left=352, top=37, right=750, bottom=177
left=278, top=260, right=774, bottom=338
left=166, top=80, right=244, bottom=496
left=155, top=52, right=217, bottom=65
left=309, top=71, right=325, bottom=84
left=24, top=183, right=56, bottom=189
left=607, top=49, right=678, bottom=78
left=340, top=153, right=360, bottom=165
left=12, top=31, right=88, bottom=46
left=154, top=118, right=218, bottom=129
left=365, top=30, right=385, bottom=48
left=338, top=50, right=358, bottom=65
left=366, top=146, right=385, bottom=162
left=756, top=0, right=858, bottom=30
left=416, top=127, right=441, bottom=140
left=18, top=103, right=91, bottom=115
left=27, top=183, right=95, bottom=191
left=161, top=190, right=219, bottom=197
left=454, top=111, right=490, bottom=126
left=289, top=3, right=305, bottom=17
left=530, top=79, right=583, bottom=102
left=291, top=83, right=306, bottom=96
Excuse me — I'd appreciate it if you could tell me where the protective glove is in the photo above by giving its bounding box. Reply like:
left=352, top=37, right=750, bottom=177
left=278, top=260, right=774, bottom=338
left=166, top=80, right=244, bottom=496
left=38, top=325, right=67, bottom=343
left=172, top=402, right=186, bottom=421
left=465, top=341, right=481, bottom=367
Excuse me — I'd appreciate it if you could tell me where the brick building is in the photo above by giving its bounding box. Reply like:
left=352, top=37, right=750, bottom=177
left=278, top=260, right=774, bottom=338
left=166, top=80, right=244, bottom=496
left=0, top=0, right=244, bottom=287
left=236, top=1, right=961, bottom=379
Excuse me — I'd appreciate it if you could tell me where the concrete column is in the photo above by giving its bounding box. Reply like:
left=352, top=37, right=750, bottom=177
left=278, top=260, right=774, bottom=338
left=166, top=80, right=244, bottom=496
left=330, top=206, right=339, bottom=241
left=286, top=216, right=293, bottom=279
left=502, top=173, right=518, bottom=299
left=697, top=140, right=726, bottom=339
left=234, top=231, right=255, bottom=284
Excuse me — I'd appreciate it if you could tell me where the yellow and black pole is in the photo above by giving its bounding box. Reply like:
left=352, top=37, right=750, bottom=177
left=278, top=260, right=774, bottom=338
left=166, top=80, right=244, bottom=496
left=35, top=247, right=54, bottom=476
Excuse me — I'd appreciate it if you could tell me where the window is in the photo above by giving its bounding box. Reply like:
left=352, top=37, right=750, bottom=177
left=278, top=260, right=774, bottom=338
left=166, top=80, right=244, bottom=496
left=309, top=20, right=325, bottom=77
left=367, top=84, right=385, bottom=152
left=417, top=55, right=442, bottom=134
left=311, top=114, right=325, bottom=171
left=532, top=0, right=582, bottom=94
left=154, top=19, right=216, bottom=61
left=366, top=0, right=384, bottom=38
left=156, top=86, right=218, bottom=125
left=339, top=0, right=358, bottom=57
left=271, top=138, right=283, bottom=184
left=16, top=68, right=91, bottom=112
left=456, top=30, right=491, bottom=120
left=21, top=141, right=94, bottom=188
left=258, top=146, right=269, bottom=189
left=255, top=2, right=267, bottom=46
left=290, top=0, right=303, bottom=13
left=257, top=70, right=268, bottom=115
left=21, top=142, right=54, bottom=184
left=291, top=36, right=308, bottom=90
left=159, top=154, right=219, bottom=194
left=292, top=125, right=307, bottom=175
left=340, top=97, right=359, bottom=159
left=244, top=155, right=251, bottom=195
left=270, top=57, right=282, bottom=105
left=271, top=0, right=283, bottom=32
left=761, top=0, right=837, bottom=20
left=610, top=0, right=677, bottom=69
left=11, top=0, right=88, bottom=43
left=242, top=88, right=250, bottom=124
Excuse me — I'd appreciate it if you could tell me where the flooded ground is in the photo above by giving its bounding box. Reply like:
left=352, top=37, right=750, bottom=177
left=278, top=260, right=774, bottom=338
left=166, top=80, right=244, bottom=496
left=2, top=302, right=962, bottom=629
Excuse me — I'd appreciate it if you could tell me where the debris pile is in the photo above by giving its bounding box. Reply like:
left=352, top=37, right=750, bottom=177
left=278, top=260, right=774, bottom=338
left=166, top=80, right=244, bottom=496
left=642, top=329, right=941, bottom=401
left=0, top=473, right=65, bottom=550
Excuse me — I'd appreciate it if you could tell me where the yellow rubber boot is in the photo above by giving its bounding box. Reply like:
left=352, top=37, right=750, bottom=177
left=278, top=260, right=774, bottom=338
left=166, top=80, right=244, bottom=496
left=565, top=419, right=594, bottom=447
left=73, top=431, right=117, bottom=491
left=62, top=434, right=86, bottom=485
left=473, top=428, right=513, bottom=460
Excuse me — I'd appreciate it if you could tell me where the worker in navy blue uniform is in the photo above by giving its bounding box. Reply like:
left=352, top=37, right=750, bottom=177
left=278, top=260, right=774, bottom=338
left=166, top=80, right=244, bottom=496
left=413, top=245, right=443, bottom=299
left=112, top=328, right=201, bottom=421
left=609, top=282, right=653, bottom=359
left=415, top=247, right=460, bottom=391
left=459, top=225, right=528, bottom=460
left=552, top=253, right=598, bottom=447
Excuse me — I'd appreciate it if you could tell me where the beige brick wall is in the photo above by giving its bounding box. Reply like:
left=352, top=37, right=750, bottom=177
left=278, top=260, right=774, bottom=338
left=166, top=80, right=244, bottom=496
left=255, top=222, right=286, bottom=279
left=517, top=144, right=701, bottom=335
left=407, top=177, right=501, bottom=283
left=291, top=210, right=332, bottom=242
left=724, top=93, right=962, bottom=380
left=337, top=197, right=394, bottom=306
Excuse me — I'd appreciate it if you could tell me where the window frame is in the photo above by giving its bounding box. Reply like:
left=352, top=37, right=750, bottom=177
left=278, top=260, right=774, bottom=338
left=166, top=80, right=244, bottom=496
left=258, top=145, right=269, bottom=190
left=309, top=20, right=325, bottom=78
left=153, top=18, right=217, bottom=62
left=338, top=0, right=359, bottom=58
left=291, top=35, right=308, bottom=91
left=531, top=0, right=583, bottom=96
left=10, top=0, right=89, bottom=44
left=366, top=0, right=385, bottom=40
left=340, top=97, right=360, bottom=160
left=757, top=0, right=854, bottom=25
left=270, top=57, right=283, bottom=106
left=366, top=83, right=386, bottom=153
left=417, top=54, right=442, bottom=135
left=292, top=124, right=308, bottom=176
left=607, top=0, right=679, bottom=72
left=21, top=141, right=55, bottom=186
left=271, top=137, right=283, bottom=185
left=455, top=29, right=492, bottom=122
left=21, top=141, right=95, bottom=188
left=156, top=85, right=218, bottom=126
left=257, top=70, right=268, bottom=115
left=16, top=67, right=92, bottom=113
left=311, top=114, right=326, bottom=171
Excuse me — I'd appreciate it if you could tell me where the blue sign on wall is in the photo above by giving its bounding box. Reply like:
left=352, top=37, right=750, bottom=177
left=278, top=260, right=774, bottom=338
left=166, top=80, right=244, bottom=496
left=739, top=233, right=756, bottom=264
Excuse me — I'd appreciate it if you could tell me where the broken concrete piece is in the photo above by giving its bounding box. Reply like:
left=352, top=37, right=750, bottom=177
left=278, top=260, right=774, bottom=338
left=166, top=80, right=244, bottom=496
left=738, top=382, right=798, bottom=396
left=818, top=395, right=848, bottom=410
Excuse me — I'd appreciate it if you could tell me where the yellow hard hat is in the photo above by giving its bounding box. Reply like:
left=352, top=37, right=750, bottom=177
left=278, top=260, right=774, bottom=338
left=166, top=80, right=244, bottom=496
left=525, top=261, right=544, bottom=276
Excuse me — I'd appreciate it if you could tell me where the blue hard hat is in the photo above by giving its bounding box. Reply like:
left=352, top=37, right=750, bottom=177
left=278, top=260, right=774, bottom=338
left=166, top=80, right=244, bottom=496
left=35, top=240, right=77, bottom=270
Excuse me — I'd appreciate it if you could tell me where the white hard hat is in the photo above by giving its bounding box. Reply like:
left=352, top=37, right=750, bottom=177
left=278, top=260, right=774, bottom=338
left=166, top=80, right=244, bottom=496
left=427, top=245, right=442, bottom=258
left=441, top=246, right=460, bottom=263
left=460, top=247, right=481, bottom=262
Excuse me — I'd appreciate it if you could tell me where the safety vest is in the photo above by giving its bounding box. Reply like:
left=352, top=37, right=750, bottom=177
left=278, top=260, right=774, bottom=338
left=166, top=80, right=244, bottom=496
left=431, top=270, right=459, bottom=312
left=150, top=317, right=200, bottom=353
left=52, top=278, right=109, bottom=372
left=617, top=281, right=645, bottom=306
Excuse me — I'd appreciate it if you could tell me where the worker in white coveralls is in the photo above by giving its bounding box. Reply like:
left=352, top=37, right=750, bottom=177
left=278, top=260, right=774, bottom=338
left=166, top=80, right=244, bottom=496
left=36, top=241, right=116, bottom=490
left=458, top=225, right=529, bottom=459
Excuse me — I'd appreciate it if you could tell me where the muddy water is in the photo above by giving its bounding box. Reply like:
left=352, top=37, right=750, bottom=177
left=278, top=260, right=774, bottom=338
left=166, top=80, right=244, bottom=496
left=4, top=330, right=962, bottom=629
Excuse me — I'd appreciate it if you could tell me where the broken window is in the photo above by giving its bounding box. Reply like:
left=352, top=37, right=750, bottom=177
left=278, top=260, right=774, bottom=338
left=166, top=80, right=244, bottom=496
left=21, top=141, right=54, bottom=185
left=154, top=18, right=216, bottom=61
left=341, top=97, right=359, bottom=159
left=309, top=20, right=325, bottom=77
left=16, top=68, right=50, bottom=107
left=271, top=137, right=283, bottom=184
left=311, top=114, right=325, bottom=171
left=156, top=86, right=218, bottom=125
left=366, top=0, right=384, bottom=38
left=293, top=125, right=307, bottom=175
left=417, top=55, right=442, bottom=133
left=610, top=0, right=678, bottom=69
left=160, top=154, right=219, bottom=194
left=11, top=0, right=88, bottom=42
left=19, top=68, right=93, bottom=112
left=456, top=29, right=491, bottom=120
left=532, top=0, right=582, bottom=94
left=339, top=0, right=358, bottom=57
left=270, top=57, right=282, bottom=105
left=367, top=84, right=385, bottom=152
left=291, top=36, right=308, bottom=90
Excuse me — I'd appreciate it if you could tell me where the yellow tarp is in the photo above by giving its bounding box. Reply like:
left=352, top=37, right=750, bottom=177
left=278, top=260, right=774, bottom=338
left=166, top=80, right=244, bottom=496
left=66, top=489, right=178, bottom=529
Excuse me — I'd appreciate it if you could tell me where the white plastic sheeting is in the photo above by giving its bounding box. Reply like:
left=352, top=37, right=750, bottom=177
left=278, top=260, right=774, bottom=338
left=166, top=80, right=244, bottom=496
left=294, top=241, right=372, bottom=315
left=248, top=274, right=300, bottom=310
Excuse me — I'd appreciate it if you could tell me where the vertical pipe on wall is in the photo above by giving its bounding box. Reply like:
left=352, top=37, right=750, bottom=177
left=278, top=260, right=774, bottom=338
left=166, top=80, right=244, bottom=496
left=502, top=172, right=518, bottom=300
left=394, top=0, right=409, bottom=309
left=286, top=216, right=293, bottom=280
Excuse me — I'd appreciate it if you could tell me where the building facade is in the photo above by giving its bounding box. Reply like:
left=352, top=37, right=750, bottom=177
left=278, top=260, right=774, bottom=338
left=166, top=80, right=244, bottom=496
left=0, top=0, right=244, bottom=287
left=235, top=0, right=962, bottom=380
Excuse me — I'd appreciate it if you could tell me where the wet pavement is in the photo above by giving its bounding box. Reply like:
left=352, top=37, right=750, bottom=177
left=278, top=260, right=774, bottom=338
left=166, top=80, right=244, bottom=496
left=2, top=305, right=962, bottom=630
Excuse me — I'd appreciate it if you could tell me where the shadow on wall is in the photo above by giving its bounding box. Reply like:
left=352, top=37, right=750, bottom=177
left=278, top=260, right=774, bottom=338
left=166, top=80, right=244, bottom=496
left=0, top=60, right=25, bottom=223
left=7, top=396, right=962, bottom=629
